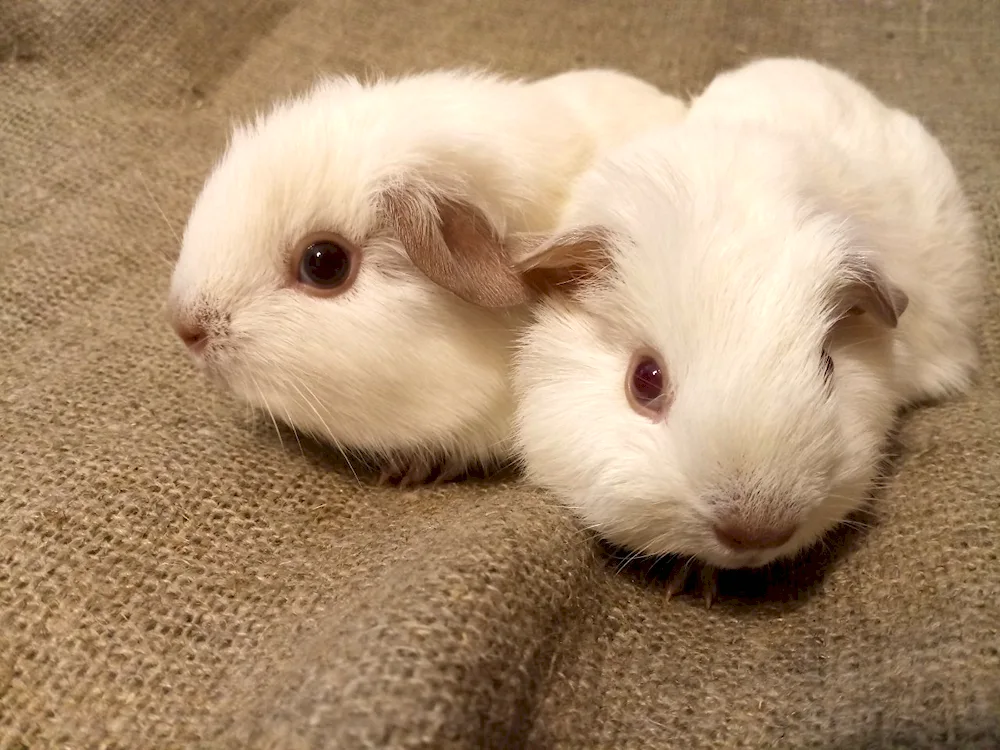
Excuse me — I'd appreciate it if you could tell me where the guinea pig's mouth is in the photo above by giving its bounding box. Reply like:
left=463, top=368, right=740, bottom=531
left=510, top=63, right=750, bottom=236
left=701, top=547, right=777, bottom=570
left=714, top=547, right=787, bottom=570
left=184, top=345, right=239, bottom=392
left=700, top=524, right=807, bottom=570
left=185, top=348, right=219, bottom=377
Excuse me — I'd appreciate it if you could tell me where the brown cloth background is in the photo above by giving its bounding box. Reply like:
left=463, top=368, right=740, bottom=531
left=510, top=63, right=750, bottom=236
left=1, top=1, right=998, bottom=748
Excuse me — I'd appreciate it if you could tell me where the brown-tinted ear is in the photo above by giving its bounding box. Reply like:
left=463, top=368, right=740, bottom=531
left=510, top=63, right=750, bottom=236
left=381, top=188, right=533, bottom=308
left=509, top=225, right=615, bottom=297
left=836, top=251, right=909, bottom=328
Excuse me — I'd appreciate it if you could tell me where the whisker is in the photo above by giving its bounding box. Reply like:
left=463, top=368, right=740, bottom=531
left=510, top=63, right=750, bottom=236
left=135, top=167, right=181, bottom=268
left=614, top=548, right=644, bottom=574
left=831, top=334, right=894, bottom=359
left=835, top=518, right=873, bottom=532
left=286, top=378, right=362, bottom=485
left=250, top=374, right=285, bottom=451
left=277, top=399, right=306, bottom=459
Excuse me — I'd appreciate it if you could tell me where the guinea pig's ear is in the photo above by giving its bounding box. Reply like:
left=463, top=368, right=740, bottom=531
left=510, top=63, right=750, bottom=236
left=835, top=250, right=909, bottom=328
left=381, top=187, right=533, bottom=309
left=509, top=225, right=615, bottom=296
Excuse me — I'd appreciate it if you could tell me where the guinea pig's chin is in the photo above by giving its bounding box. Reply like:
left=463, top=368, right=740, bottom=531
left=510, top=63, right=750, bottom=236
left=190, top=351, right=225, bottom=380
left=188, top=348, right=245, bottom=395
left=700, top=543, right=796, bottom=570
left=600, top=521, right=813, bottom=571
left=179, top=347, right=216, bottom=379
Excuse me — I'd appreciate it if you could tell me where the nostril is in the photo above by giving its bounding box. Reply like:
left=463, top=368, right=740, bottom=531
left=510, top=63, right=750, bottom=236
left=173, top=319, right=208, bottom=353
left=713, top=521, right=797, bottom=551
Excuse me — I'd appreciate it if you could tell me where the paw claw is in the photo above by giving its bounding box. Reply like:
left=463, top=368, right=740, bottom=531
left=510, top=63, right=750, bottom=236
left=377, top=457, right=402, bottom=486
left=432, top=458, right=468, bottom=485
left=664, top=562, right=691, bottom=600
left=378, top=455, right=462, bottom=487
left=701, top=566, right=718, bottom=608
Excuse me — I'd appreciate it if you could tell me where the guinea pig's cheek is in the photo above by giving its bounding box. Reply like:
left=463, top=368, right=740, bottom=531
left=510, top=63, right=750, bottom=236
left=816, top=479, right=869, bottom=532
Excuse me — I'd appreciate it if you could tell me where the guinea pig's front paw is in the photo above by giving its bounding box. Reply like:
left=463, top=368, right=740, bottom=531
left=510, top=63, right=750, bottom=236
left=699, top=566, right=718, bottom=608
left=376, top=454, right=468, bottom=487
left=663, top=559, right=718, bottom=608
left=377, top=455, right=432, bottom=487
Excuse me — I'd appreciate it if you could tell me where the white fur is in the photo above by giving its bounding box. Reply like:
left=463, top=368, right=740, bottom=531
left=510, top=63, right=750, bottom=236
left=514, top=58, right=982, bottom=568
left=167, top=68, right=687, bottom=472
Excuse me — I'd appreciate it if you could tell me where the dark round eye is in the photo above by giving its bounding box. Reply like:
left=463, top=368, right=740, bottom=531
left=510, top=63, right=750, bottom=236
left=821, top=348, right=835, bottom=385
left=626, top=350, right=671, bottom=418
left=299, top=241, right=352, bottom=289
left=632, top=358, right=663, bottom=402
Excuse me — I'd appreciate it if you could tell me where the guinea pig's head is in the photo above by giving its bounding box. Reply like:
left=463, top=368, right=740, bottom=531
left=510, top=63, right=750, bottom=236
left=166, top=74, right=535, bottom=464
left=511, top=134, right=909, bottom=568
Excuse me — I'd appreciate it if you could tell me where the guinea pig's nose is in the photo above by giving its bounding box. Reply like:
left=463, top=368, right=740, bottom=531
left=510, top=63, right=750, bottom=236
left=713, top=519, right=797, bottom=551
left=172, top=318, right=208, bottom=353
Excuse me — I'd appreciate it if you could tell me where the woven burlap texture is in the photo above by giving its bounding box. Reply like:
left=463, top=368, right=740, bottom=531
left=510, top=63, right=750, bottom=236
left=1, top=1, right=998, bottom=748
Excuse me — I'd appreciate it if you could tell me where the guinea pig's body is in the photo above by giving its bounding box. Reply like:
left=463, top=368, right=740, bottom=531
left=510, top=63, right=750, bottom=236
left=685, top=58, right=982, bottom=404
left=512, top=58, right=981, bottom=569
left=167, top=68, right=687, bottom=482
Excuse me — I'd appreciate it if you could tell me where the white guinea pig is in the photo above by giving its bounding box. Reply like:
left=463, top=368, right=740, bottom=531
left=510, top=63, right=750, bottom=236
left=166, top=68, right=687, bottom=483
left=511, top=58, right=981, bottom=569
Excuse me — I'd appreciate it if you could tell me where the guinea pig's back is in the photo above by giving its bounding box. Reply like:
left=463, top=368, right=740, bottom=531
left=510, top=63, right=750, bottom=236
left=686, top=57, right=884, bottom=135
left=535, top=69, right=689, bottom=153
left=692, top=57, right=983, bottom=404
left=852, top=107, right=983, bottom=404
left=787, top=76, right=984, bottom=405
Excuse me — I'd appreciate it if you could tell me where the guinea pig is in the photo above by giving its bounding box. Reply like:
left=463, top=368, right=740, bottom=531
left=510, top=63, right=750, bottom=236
left=166, top=68, right=688, bottom=484
left=510, top=57, right=981, bottom=570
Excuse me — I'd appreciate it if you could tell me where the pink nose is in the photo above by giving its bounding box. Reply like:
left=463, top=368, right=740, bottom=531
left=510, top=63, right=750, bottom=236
left=713, top=520, right=797, bottom=551
left=172, top=318, right=208, bottom=353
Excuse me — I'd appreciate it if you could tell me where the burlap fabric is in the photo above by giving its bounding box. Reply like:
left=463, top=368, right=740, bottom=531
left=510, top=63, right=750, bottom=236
left=1, top=1, right=998, bottom=748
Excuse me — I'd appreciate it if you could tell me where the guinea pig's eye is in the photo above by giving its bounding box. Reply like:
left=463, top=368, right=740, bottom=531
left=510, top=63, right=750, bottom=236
left=293, top=232, right=359, bottom=296
left=821, top=348, right=835, bottom=385
left=626, top=349, right=672, bottom=420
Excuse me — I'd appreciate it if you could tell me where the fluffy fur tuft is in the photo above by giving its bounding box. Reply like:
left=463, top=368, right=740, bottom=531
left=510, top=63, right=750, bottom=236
left=513, top=57, right=982, bottom=567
